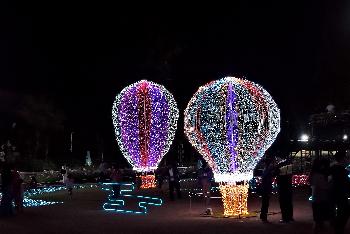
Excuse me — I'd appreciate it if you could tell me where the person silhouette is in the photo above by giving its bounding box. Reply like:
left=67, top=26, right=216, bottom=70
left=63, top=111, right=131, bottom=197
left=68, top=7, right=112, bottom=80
left=260, top=156, right=276, bottom=222
left=0, top=163, right=14, bottom=216
left=167, top=163, right=181, bottom=200
left=276, top=160, right=294, bottom=223
left=310, top=158, right=331, bottom=233
left=329, top=150, right=350, bottom=234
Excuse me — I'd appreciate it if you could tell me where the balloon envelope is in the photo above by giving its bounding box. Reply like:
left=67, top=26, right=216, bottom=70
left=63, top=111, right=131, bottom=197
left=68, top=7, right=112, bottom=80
left=112, top=80, right=179, bottom=172
left=184, top=77, right=280, bottom=182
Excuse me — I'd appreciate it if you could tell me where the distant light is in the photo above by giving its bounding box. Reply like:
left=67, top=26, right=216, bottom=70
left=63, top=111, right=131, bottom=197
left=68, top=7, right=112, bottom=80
left=299, top=134, right=309, bottom=142
left=343, top=134, right=348, bottom=140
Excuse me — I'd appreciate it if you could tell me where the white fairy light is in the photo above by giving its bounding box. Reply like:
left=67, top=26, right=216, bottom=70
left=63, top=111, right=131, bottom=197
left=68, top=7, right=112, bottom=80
left=184, top=77, right=280, bottom=216
left=112, top=80, right=179, bottom=174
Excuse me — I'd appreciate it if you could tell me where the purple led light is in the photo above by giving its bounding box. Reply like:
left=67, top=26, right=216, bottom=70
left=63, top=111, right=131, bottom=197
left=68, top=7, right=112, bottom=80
left=226, top=83, right=239, bottom=172
left=119, top=86, right=141, bottom=166
left=149, top=86, right=169, bottom=168
left=113, top=80, right=179, bottom=172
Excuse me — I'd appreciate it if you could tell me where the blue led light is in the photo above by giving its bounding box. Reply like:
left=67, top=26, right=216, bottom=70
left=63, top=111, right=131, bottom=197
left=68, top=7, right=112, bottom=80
left=0, top=186, right=65, bottom=208
left=0, top=184, right=99, bottom=208
left=101, top=182, right=162, bottom=214
left=23, top=186, right=66, bottom=207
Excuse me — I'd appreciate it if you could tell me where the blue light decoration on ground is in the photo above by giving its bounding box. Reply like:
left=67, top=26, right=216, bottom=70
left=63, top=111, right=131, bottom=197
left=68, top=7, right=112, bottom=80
left=101, top=182, right=163, bottom=214
left=23, top=186, right=66, bottom=207
left=0, top=186, right=65, bottom=208
left=23, top=197, right=63, bottom=207
left=0, top=184, right=99, bottom=208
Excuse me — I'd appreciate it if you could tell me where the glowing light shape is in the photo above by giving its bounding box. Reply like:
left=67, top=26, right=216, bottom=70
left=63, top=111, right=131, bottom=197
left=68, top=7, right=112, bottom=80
left=292, top=174, right=309, bottom=187
left=101, top=182, right=163, bottom=214
left=184, top=77, right=280, bottom=216
left=139, top=174, right=156, bottom=189
left=0, top=186, right=65, bottom=208
left=219, top=184, right=249, bottom=216
left=0, top=184, right=99, bottom=208
left=112, top=80, right=179, bottom=185
left=299, top=134, right=309, bottom=142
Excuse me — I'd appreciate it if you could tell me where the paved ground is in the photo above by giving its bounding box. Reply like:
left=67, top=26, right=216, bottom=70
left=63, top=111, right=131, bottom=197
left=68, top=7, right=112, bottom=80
left=0, top=187, right=348, bottom=234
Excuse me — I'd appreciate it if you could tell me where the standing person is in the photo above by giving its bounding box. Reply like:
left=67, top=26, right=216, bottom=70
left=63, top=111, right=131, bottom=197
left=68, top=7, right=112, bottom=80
left=0, top=163, right=14, bottom=216
left=110, top=165, right=122, bottom=197
left=168, top=163, right=181, bottom=200
left=198, top=162, right=212, bottom=207
left=61, top=165, right=68, bottom=184
left=276, top=160, right=294, bottom=223
left=329, top=150, right=350, bottom=234
left=156, top=167, right=165, bottom=189
left=98, top=161, right=107, bottom=183
left=11, top=168, right=24, bottom=213
left=310, top=158, right=331, bottom=233
left=65, top=174, right=74, bottom=197
left=29, top=176, right=38, bottom=189
left=260, top=156, right=275, bottom=223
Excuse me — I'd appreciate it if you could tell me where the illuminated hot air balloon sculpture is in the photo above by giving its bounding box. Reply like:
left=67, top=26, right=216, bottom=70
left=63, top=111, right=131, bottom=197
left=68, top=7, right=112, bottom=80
left=184, top=77, right=280, bottom=216
left=112, top=80, right=179, bottom=189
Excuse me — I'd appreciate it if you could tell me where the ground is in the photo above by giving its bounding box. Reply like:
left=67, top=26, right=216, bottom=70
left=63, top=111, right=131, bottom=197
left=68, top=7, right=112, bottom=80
left=0, top=187, right=348, bottom=234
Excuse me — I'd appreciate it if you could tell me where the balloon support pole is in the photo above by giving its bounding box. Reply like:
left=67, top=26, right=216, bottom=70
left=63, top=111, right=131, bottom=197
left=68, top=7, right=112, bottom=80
left=140, top=174, right=156, bottom=189
left=219, top=183, right=249, bottom=217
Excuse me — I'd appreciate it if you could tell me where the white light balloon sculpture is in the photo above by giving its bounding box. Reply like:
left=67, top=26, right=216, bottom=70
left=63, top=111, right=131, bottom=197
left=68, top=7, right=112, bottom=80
left=184, top=77, right=280, bottom=216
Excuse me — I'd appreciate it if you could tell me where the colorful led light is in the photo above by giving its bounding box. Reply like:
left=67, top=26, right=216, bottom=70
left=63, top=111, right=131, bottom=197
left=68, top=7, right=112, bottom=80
left=101, top=182, right=162, bottom=214
left=292, top=174, right=309, bottom=187
left=219, top=183, right=249, bottom=216
left=0, top=184, right=99, bottom=208
left=112, top=80, right=179, bottom=187
left=184, top=77, right=280, bottom=216
left=139, top=174, right=157, bottom=189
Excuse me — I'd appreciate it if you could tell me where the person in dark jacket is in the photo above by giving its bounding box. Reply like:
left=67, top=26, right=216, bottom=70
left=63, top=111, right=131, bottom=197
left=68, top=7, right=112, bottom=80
left=329, top=150, right=350, bottom=234
left=12, top=168, right=24, bottom=213
left=0, top=163, right=14, bottom=216
left=198, top=162, right=213, bottom=206
left=110, top=165, right=122, bottom=198
left=310, top=158, right=331, bottom=233
left=260, top=156, right=276, bottom=222
left=29, top=176, right=38, bottom=189
left=167, top=163, right=181, bottom=200
left=276, top=160, right=294, bottom=223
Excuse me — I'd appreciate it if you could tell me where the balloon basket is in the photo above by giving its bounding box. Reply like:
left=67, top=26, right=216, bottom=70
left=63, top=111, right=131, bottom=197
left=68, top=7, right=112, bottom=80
left=219, top=183, right=249, bottom=217
left=140, top=174, right=156, bottom=189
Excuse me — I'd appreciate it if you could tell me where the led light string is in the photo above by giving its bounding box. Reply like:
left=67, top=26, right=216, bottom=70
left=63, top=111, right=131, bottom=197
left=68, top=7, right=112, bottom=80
left=139, top=174, right=157, bottom=189
left=101, top=182, right=162, bottom=214
left=184, top=77, right=280, bottom=216
left=112, top=80, right=179, bottom=175
left=185, top=77, right=280, bottom=183
left=0, top=184, right=99, bottom=208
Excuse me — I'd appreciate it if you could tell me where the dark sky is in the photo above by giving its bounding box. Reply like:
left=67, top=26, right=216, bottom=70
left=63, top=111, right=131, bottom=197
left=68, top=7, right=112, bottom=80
left=1, top=1, right=350, bottom=160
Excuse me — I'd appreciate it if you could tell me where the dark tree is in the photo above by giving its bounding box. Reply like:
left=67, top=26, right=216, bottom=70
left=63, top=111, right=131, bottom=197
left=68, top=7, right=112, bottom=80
left=16, top=95, right=65, bottom=161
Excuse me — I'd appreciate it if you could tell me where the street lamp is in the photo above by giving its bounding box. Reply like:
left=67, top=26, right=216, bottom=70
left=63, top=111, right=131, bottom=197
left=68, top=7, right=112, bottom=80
left=299, top=134, right=309, bottom=142
left=343, top=134, right=348, bottom=141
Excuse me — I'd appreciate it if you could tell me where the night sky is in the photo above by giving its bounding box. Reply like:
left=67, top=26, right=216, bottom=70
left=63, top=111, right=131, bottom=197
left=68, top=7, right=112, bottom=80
left=1, top=2, right=350, bottom=162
